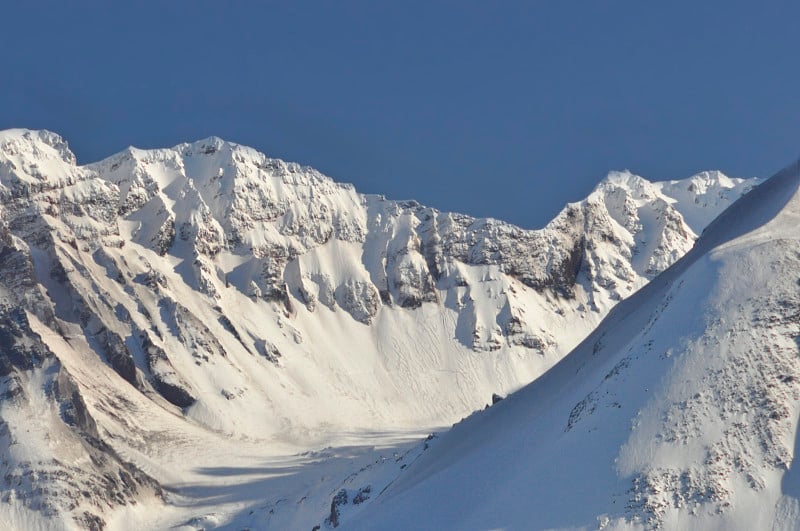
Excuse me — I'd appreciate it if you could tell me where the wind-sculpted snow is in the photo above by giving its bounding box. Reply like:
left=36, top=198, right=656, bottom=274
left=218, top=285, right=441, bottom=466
left=0, top=129, right=758, bottom=529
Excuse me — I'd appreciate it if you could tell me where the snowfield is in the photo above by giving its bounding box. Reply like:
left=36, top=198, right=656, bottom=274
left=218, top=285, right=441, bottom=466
left=0, top=128, right=770, bottom=529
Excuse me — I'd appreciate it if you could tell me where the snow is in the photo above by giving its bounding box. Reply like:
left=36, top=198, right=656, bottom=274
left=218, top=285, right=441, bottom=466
left=0, top=128, right=766, bottom=529
left=348, top=161, right=800, bottom=529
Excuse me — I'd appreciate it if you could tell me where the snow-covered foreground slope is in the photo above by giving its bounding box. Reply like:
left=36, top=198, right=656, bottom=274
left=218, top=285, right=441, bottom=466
left=347, top=161, right=800, bottom=529
left=0, top=129, right=758, bottom=529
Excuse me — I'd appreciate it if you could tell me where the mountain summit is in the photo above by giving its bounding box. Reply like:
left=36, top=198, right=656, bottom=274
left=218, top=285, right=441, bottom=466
left=0, top=129, right=760, bottom=529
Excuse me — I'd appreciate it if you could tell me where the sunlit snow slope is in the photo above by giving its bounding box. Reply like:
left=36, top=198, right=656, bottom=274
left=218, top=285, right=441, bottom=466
left=0, top=129, right=757, bottom=529
left=349, top=161, right=800, bottom=530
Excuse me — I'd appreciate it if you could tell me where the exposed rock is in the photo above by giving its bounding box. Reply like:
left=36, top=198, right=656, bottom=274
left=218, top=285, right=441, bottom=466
left=139, top=330, right=196, bottom=408
left=95, top=327, right=137, bottom=385
left=0, top=306, right=50, bottom=376
left=326, top=489, right=348, bottom=527
left=336, top=279, right=380, bottom=324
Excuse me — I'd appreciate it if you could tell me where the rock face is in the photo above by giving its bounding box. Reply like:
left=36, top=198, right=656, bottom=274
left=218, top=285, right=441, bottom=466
left=0, top=129, right=758, bottom=527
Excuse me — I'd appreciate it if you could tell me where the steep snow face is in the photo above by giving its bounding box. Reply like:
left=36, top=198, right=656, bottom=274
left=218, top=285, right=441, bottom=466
left=0, top=129, right=758, bottom=528
left=348, top=162, right=800, bottom=530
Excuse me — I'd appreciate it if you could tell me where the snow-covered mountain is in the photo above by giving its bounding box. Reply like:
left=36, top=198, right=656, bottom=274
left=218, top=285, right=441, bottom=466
left=344, top=161, right=800, bottom=529
left=0, top=128, right=758, bottom=529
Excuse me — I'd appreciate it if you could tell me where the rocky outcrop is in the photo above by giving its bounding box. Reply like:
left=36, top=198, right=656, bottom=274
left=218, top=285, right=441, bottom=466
left=139, top=330, right=196, bottom=409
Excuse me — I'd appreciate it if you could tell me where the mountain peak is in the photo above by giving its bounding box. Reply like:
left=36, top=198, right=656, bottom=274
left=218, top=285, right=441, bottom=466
left=0, top=128, right=75, bottom=165
left=179, top=135, right=234, bottom=157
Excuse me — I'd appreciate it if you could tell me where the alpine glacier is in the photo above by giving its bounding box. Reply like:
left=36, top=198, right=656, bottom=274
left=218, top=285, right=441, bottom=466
left=0, top=129, right=759, bottom=529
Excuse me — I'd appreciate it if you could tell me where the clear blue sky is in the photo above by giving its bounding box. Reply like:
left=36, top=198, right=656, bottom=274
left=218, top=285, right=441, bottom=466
left=2, top=1, right=799, bottom=228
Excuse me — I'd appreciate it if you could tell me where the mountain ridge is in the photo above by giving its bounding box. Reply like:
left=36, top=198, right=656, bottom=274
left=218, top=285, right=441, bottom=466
left=0, top=128, right=762, bottom=529
left=347, top=159, right=800, bottom=530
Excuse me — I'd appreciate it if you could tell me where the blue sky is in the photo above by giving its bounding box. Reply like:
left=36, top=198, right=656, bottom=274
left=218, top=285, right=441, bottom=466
left=2, top=1, right=799, bottom=227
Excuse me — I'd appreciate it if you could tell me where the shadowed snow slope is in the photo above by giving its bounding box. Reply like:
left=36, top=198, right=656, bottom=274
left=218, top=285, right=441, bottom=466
left=0, top=129, right=760, bottom=529
left=349, top=162, right=800, bottom=529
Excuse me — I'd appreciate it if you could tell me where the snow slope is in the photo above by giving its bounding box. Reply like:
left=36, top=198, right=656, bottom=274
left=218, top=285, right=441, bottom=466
left=347, top=161, right=800, bottom=529
left=0, top=129, right=758, bottom=529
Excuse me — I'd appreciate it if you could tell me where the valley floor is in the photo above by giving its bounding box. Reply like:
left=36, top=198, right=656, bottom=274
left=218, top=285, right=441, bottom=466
left=112, top=429, right=432, bottom=531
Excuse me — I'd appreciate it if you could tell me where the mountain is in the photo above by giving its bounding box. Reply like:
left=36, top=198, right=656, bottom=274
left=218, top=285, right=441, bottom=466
left=0, top=129, right=757, bottom=529
left=344, top=161, right=800, bottom=529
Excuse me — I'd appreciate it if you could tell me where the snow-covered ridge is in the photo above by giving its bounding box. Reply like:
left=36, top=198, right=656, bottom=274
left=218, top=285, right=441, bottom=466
left=347, top=159, right=800, bottom=530
left=0, top=128, right=759, bottom=528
